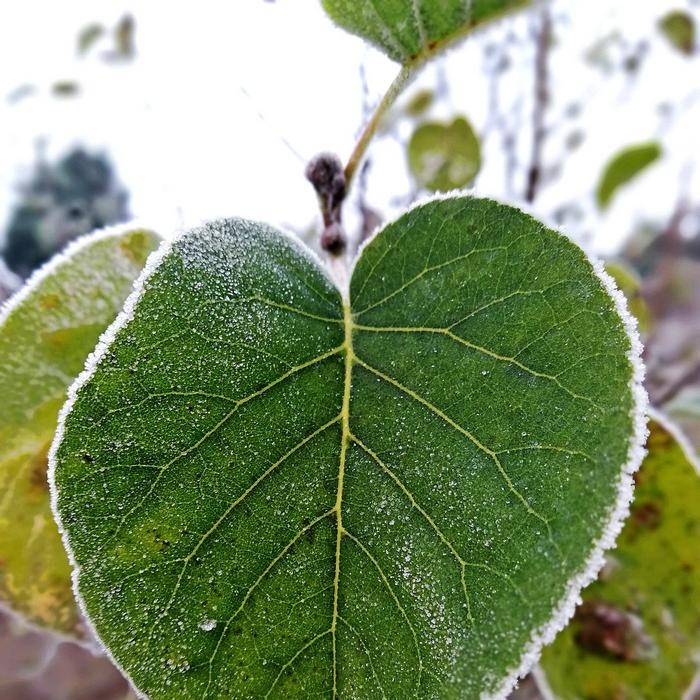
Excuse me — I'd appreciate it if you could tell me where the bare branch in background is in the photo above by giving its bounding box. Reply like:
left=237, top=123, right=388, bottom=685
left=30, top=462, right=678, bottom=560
left=525, top=9, right=552, bottom=203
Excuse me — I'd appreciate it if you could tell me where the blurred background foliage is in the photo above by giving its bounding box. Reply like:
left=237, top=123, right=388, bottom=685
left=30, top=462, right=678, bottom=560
left=0, top=1, right=699, bottom=698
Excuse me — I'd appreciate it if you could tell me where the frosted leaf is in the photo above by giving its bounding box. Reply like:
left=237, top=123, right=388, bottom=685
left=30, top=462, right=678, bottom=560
left=51, top=198, right=645, bottom=699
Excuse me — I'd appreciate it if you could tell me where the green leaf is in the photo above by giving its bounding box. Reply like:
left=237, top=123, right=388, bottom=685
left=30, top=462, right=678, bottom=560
left=77, top=23, right=105, bottom=56
left=0, top=225, right=160, bottom=636
left=659, top=10, right=696, bottom=56
left=404, top=88, right=435, bottom=117
left=596, top=143, right=662, bottom=210
left=408, top=116, right=481, bottom=191
left=539, top=414, right=700, bottom=700
left=51, top=197, right=644, bottom=699
left=321, top=0, right=531, bottom=64
left=51, top=81, right=80, bottom=98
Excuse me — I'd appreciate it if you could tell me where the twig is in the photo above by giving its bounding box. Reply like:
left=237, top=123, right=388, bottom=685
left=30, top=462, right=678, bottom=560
left=344, top=64, right=416, bottom=191
left=525, top=9, right=551, bottom=203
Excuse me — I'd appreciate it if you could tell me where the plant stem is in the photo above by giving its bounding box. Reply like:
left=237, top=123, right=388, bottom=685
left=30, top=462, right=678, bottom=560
left=344, top=64, right=416, bottom=191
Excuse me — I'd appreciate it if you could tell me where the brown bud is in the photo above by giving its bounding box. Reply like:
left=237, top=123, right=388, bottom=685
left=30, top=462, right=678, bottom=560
left=320, top=223, right=346, bottom=256
left=305, top=153, right=346, bottom=204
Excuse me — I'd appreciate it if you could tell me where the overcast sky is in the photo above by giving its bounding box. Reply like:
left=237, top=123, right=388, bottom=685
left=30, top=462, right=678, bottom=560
left=1, top=0, right=699, bottom=255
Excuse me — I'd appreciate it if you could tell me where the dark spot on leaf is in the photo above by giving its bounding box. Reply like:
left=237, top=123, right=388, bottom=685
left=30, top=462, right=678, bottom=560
left=573, top=601, right=653, bottom=662
left=630, top=501, right=661, bottom=531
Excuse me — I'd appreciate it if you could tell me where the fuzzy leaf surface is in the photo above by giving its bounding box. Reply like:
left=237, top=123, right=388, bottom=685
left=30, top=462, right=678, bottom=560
left=540, top=417, right=700, bottom=700
left=320, top=0, right=531, bottom=64
left=52, top=198, right=640, bottom=699
left=0, top=227, right=160, bottom=635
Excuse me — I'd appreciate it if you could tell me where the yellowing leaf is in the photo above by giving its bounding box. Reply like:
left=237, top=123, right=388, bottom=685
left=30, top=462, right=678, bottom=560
left=0, top=225, right=160, bottom=636
left=540, top=414, right=700, bottom=700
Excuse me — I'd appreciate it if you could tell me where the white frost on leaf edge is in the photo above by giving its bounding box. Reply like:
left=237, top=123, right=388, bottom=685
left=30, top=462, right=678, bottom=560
left=49, top=199, right=649, bottom=700
left=0, top=220, right=160, bottom=329
left=46, top=216, right=339, bottom=699
left=356, top=191, right=649, bottom=700
left=0, top=219, right=160, bottom=651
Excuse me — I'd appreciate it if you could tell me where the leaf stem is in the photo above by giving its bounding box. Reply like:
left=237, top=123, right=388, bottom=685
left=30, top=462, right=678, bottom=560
left=343, top=63, right=417, bottom=191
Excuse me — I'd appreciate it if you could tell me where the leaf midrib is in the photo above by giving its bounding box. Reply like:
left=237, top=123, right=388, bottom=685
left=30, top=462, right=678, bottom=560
left=331, top=302, right=353, bottom=697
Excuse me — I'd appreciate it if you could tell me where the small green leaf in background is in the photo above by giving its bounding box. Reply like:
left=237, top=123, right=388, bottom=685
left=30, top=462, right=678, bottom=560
left=408, top=116, right=481, bottom=191
left=51, top=81, right=80, bottom=98
left=53, top=197, right=642, bottom=699
left=539, top=414, right=700, bottom=700
left=659, top=10, right=696, bottom=56
left=77, top=23, right=105, bottom=56
left=321, top=0, right=531, bottom=64
left=404, top=88, right=435, bottom=117
left=604, top=260, right=651, bottom=335
left=596, top=142, right=662, bottom=209
left=0, top=225, right=159, bottom=637
left=114, top=14, right=136, bottom=59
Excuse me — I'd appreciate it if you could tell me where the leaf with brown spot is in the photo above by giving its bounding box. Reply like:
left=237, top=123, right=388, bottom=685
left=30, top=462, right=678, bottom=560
left=540, top=414, right=700, bottom=700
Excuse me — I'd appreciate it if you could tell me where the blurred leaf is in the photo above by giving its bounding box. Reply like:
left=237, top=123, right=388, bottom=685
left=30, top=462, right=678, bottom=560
left=596, top=142, right=662, bottom=209
left=540, top=415, right=700, bottom=700
left=408, top=116, right=481, bottom=191
left=77, top=23, right=105, bottom=56
left=114, top=14, right=135, bottom=59
left=0, top=226, right=160, bottom=636
left=51, top=81, right=80, bottom=98
left=659, top=10, right=696, bottom=56
left=321, top=0, right=531, bottom=64
left=404, top=88, right=435, bottom=117
left=604, top=260, right=651, bottom=334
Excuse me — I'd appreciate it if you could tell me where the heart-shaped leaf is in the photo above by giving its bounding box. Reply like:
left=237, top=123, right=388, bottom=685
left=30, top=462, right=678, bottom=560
left=539, top=414, right=700, bottom=700
left=408, top=116, right=481, bottom=192
left=321, top=0, right=531, bottom=64
left=596, top=143, right=662, bottom=210
left=50, top=197, right=645, bottom=699
left=0, top=225, right=160, bottom=636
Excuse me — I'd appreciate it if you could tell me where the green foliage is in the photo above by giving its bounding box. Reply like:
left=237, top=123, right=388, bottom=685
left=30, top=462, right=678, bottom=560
left=404, top=88, right=435, bottom=117
left=52, top=197, right=639, bottom=699
left=596, top=142, right=662, bottom=210
left=0, top=226, right=159, bottom=636
left=51, top=81, right=80, bottom=98
left=659, top=10, right=696, bottom=56
left=77, top=23, right=105, bottom=56
left=2, top=148, right=130, bottom=279
left=539, top=416, right=700, bottom=700
left=320, top=0, right=531, bottom=64
left=408, top=116, right=481, bottom=191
